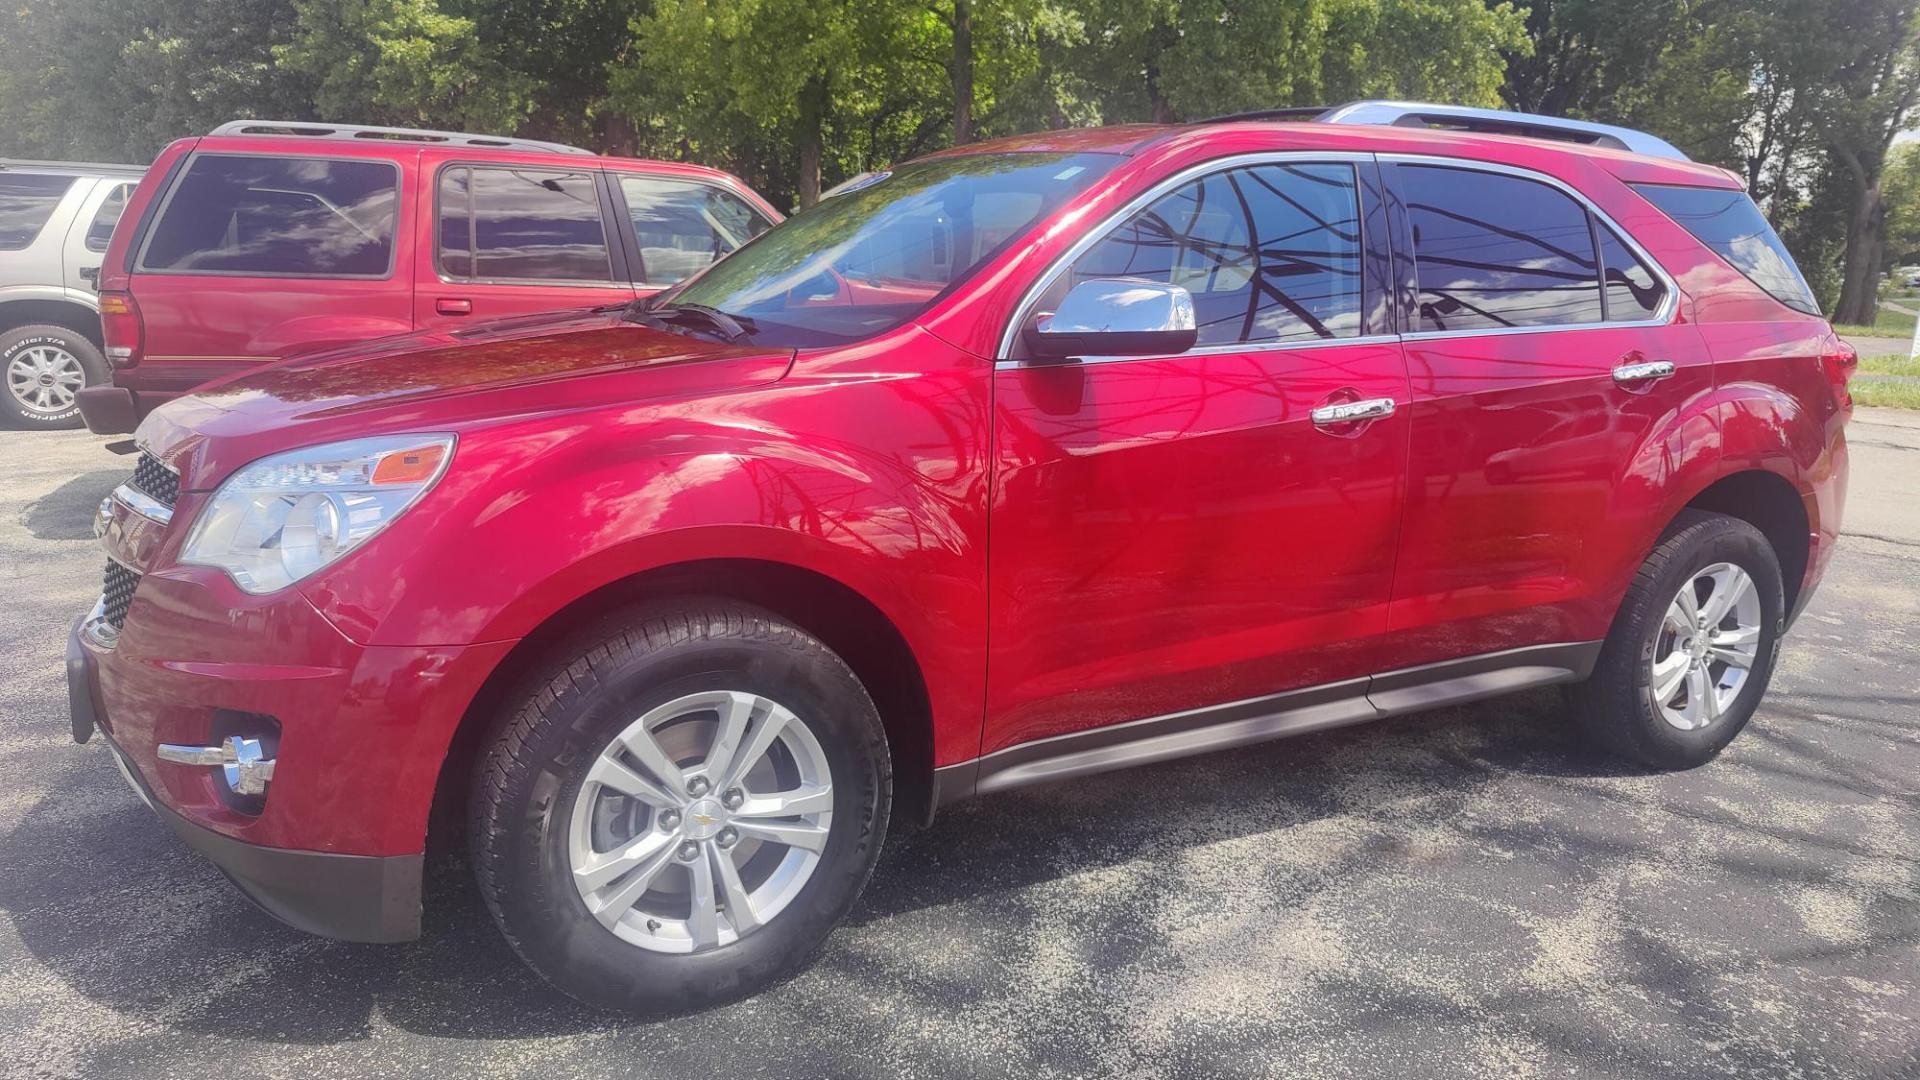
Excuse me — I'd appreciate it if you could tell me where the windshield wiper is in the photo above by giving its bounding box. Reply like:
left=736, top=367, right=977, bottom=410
left=622, top=300, right=756, bottom=343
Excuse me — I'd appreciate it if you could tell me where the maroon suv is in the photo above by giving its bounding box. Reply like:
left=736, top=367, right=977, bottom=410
left=80, top=121, right=781, bottom=433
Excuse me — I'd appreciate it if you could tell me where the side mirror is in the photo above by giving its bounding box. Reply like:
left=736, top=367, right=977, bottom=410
left=1023, top=278, right=1198, bottom=360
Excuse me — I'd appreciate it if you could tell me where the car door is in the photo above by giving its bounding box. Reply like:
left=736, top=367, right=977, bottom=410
left=605, top=171, right=775, bottom=297
left=62, top=176, right=135, bottom=293
left=416, top=161, right=636, bottom=329
left=1376, top=158, right=1713, bottom=671
left=984, top=155, right=1411, bottom=757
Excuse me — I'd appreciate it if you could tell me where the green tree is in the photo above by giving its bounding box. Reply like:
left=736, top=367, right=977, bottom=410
left=275, top=0, right=536, bottom=132
left=0, top=0, right=313, bottom=161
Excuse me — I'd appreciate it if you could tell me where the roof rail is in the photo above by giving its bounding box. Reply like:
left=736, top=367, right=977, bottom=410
left=208, top=121, right=593, bottom=156
left=1313, top=101, right=1688, bottom=161
left=0, top=157, right=145, bottom=174
left=1198, top=106, right=1330, bottom=124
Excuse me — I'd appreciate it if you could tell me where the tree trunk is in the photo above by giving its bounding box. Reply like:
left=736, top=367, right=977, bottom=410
left=1834, top=182, right=1886, bottom=325
left=797, top=75, right=827, bottom=208
left=951, top=0, right=974, bottom=145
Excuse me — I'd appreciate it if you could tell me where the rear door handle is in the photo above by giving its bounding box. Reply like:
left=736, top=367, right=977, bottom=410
left=435, top=297, right=473, bottom=316
left=1311, top=397, right=1396, bottom=429
left=1612, top=359, right=1675, bottom=384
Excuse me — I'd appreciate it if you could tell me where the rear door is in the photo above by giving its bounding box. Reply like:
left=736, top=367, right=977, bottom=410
left=985, top=155, right=1410, bottom=755
left=61, top=176, right=136, bottom=293
left=128, top=151, right=413, bottom=392
left=415, top=161, right=635, bottom=329
left=1377, top=158, right=1713, bottom=668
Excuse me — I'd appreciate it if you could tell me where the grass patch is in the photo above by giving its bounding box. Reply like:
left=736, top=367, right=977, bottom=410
left=1860, top=353, right=1920, bottom=377
left=1853, top=379, right=1920, bottom=409
left=1833, top=306, right=1917, bottom=338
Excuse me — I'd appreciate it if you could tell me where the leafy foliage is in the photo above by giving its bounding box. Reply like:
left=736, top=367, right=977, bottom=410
left=1, top=0, right=1916, bottom=308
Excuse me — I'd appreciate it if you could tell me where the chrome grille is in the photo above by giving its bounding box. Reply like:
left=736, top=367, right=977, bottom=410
left=130, top=451, right=179, bottom=508
left=101, top=560, right=139, bottom=630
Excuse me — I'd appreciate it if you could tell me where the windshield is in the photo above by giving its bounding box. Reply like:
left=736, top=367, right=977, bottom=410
left=655, top=152, right=1118, bottom=347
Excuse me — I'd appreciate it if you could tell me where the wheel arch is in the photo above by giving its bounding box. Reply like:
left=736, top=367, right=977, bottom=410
left=0, top=297, right=104, bottom=347
left=428, top=557, right=940, bottom=851
left=1677, top=468, right=1811, bottom=617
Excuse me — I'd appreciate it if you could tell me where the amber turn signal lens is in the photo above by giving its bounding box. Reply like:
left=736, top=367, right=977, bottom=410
left=371, top=444, right=449, bottom=485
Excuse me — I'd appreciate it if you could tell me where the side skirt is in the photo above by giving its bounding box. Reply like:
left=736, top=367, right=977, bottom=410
left=933, top=641, right=1601, bottom=808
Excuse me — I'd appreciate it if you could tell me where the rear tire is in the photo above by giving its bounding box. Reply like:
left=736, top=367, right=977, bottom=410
left=1572, top=510, right=1784, bottom=769
left=0, top=324, right=106, bottom=429
left=470, top=601, right=891, bottom=1013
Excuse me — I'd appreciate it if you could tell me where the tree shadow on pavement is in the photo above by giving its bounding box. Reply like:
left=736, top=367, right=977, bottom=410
left=5, top=689, right=1617, bottom=1047
left=21, top=469, right=123, bottom=540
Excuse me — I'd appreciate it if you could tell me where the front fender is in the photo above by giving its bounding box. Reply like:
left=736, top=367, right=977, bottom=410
left=299, top=324, right=995, bottom=759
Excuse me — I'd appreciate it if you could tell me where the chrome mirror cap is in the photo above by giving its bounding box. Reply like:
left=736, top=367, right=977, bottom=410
left=1025, top=278, right=1198, bottom=360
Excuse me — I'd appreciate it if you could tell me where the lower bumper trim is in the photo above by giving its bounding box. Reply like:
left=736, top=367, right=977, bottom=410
left=112, top=735, right=423, bottom=943
left=71, top=618, right=423, bottom=944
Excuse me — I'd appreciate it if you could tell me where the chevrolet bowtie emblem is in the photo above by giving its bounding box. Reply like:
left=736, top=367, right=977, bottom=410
left=692, top=812, right=718, bottom=826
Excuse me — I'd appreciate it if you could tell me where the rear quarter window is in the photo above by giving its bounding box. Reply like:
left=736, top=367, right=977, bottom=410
left=139, top=155, right=399, bottom=277
left=0, top=173, right=77, bottom=250
left=1633, top=183, right=1818, bottom=316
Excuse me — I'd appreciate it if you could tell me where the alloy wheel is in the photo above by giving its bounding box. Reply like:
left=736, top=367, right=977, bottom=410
left=1649, top=561, right=1763, bottom=731
left=5, top=344, right=86, bottom=416
left=567, top=690, right=835, bottom=954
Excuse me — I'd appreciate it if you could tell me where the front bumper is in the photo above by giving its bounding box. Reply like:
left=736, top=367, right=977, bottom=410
left=70, top=617, right=424, bottom=942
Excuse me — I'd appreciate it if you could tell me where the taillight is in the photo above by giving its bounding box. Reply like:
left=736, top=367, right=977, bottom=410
left=98, top=290, right=143, bottom=367
left=1820, top=339, right=1859, bottom=410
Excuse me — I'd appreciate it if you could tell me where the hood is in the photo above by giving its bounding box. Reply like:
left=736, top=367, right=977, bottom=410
left=138, top=307, right=794, bottom=489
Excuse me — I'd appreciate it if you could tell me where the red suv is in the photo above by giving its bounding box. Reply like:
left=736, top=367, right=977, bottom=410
left=78, top=121, right=780, bottom=434
left=67, top=103, right=1852, bottom=1012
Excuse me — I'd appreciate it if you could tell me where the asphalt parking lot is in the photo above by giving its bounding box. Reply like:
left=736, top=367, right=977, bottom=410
left=2, top=412, right=1917, bottom=1080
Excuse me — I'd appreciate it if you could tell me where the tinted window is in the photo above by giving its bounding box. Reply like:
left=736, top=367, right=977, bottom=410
left=1402, top=165, right=1603, bottom=332
left=140, top=156, right=396, bottom=276
left=1596, top=222, right=1664, bottom=320
left=85, top=183, right=133, bottom=252
left=439, top=166, right=611, bottom=282
left=618, top=176, right=772, bottom=285
left=1067, top=162, right=1363, bottom=344
left=0, top=174, right=76, bottom=250
left=1633, top=183, right=1819, bottom=316
left=659, top=152, right=1115, bottom=347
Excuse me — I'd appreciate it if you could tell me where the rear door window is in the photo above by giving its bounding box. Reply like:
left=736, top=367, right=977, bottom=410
left=1633, top=183, right=1818, bottom=315
left=1595, top=221, right=1665, bottom=320
left=0, top=173, right=77, bottom=250
left=1066, top=161, right=1365, bottom=344
left=139, top=155, right=398, bottom=276
left=1400, top=164, right=1605, bottom=332
left=616, top=175, right=772, bottom=285
left=438, top=166, right=612, bottom=282
left=85, top=183, right=134, bottom=252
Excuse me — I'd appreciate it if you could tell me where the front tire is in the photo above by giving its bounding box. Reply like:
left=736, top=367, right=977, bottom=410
left=1572, top=510, right=1785, bottom=769
left=0, top=324, right=107, bottom=429
left=470, top=602, right=891, bottom=1012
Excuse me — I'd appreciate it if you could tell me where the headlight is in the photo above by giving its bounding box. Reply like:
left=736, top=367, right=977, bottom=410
left=181, top=434, right=455, bottom=594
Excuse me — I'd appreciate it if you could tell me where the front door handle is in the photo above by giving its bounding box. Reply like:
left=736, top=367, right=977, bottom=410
left=436, top=297, right=473, bottom=316
left=1312, top=397, right=1396, bottom=429
left=1612, top=359, right=1675, bottom=384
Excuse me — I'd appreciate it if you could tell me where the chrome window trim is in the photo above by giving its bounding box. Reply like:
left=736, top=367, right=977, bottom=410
left=995, top=151, right=1378, bottom=367
left=1380, top=153, right=1679, bottom=341
left=994, top=150, right=1682, bottom=364
left=111, top=483, right=173, bottom=526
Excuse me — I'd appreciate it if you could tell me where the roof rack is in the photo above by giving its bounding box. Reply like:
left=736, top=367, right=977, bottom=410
left=208, top=121, right=593, bottom=156
left=1204, top=100, right=1689, bottom=161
